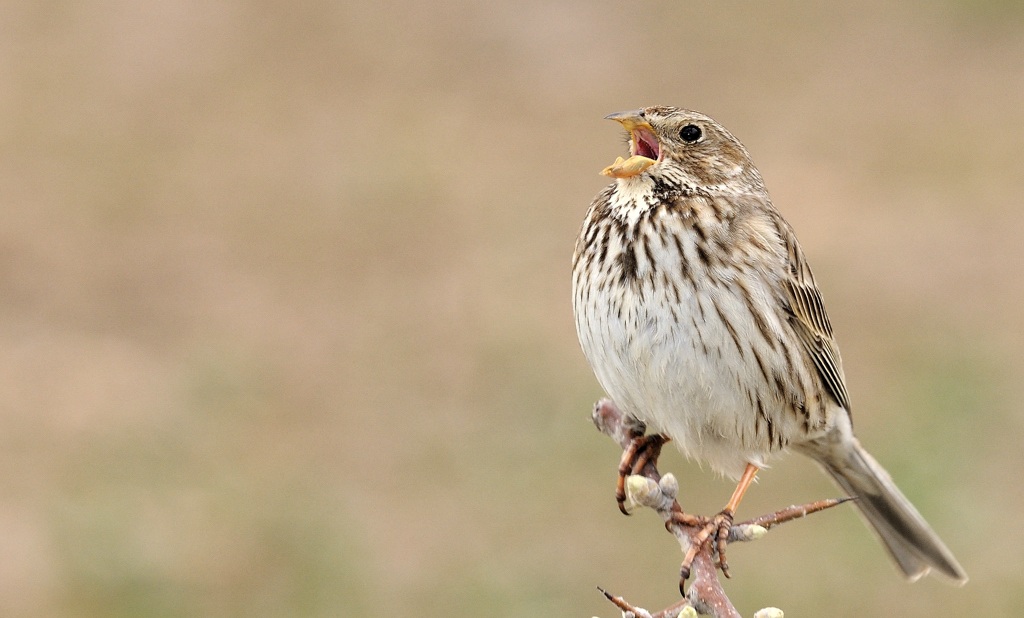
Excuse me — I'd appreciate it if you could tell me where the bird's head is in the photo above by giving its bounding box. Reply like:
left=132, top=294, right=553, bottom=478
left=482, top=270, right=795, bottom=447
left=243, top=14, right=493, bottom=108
left=601, top=106, right=762, bottom=191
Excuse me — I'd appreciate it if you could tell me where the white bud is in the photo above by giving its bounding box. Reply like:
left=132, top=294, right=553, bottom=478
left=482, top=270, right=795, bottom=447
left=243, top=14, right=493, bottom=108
left=658, top=473, right=678, bottom=500
left=625, top=475, right=660, bottom=509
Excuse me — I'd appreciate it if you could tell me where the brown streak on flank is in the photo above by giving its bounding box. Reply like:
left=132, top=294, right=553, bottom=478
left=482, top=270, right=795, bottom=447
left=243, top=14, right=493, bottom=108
left=736, top=277, right=777, bottom=351
left=694, top=241, right=710, bottom=270
left=583, top=210, right=601, bottom=245
left=712, top=297, right=744, bottom=359
left=671, top=229, right=686, bottom=256
left=618, top=242, right=638, bottom=285
left=756, top=397, right=776, bottom=448
left=694, top=292, right=706, bottom=322
left=754, top=398, right=764, bottom=440
left=596, top=227, right=610, bottom=266
left=671, top=232, right=693, bottom=284
left=691, top=315, right=710, bottom=355
left=751, top=343, right=771, bottom=387
left=702, top=192, right=723, bottom=219
left=667, top=273, right=681, bottom=305
left=793, top=398, right=809, bottom=426
left=641, top=224, right=656, bottom=272
left=773, top=372, right=787, bottom=399
left=692, top=216, right=708, bottom=243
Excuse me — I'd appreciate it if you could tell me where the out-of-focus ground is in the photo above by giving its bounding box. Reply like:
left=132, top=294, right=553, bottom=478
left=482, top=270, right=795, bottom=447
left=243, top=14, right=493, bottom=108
left=1, top=1, right=1022, bottom=616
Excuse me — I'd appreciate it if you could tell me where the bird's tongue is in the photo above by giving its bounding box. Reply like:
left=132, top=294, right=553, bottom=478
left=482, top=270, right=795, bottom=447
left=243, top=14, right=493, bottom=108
left=634, top=127, right=660, bottom=160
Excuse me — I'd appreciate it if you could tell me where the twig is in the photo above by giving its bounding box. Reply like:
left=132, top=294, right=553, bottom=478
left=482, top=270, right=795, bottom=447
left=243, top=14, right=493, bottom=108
left=591, top=398, right=850, bottom=618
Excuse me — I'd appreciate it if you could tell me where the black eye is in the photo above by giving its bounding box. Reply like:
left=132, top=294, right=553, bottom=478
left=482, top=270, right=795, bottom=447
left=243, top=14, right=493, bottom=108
left=679, top=124, right=702, bottom=143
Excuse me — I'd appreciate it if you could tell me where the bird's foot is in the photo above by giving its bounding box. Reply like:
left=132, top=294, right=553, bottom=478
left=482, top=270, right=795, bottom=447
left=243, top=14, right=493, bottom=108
left=678, top=508, right=735, bottom=585
left=615, top=432, right=670, bottom=515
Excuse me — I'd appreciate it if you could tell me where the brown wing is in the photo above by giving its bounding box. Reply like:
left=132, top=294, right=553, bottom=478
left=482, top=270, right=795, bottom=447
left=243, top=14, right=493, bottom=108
left=778, top=219, right=852, bottom=412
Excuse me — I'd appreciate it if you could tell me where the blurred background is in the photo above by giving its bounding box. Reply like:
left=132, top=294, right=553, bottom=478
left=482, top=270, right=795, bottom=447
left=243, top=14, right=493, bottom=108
left=1, top=0, right=1021, bottom=616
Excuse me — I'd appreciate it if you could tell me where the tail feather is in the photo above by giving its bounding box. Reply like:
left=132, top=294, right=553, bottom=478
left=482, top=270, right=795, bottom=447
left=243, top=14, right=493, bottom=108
left=816, top=440, right=967, bottom=584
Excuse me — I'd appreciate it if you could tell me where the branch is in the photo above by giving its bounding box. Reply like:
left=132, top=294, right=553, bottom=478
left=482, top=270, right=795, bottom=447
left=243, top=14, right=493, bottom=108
left=591, top=399, right=851, bottom=618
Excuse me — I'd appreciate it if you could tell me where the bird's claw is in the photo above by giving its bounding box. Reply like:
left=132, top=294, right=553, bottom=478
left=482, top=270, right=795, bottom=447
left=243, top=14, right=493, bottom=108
left=615, top=433, right=669, bottom=514
left=678, top=508, right=736, bottom=590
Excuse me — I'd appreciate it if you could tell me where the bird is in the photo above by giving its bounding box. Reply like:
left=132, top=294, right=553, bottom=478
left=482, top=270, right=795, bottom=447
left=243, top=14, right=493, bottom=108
left=572, top=106, right=967, bottom=584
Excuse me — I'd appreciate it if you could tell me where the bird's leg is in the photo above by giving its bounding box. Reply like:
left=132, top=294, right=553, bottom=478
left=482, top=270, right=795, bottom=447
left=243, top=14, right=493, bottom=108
left=679, top=463, right=759, bottom=582
left=615, top=433, right=670, bottom=515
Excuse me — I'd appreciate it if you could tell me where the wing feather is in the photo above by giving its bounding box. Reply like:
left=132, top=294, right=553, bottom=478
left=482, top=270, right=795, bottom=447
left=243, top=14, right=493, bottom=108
left=777, top=219, right=852, bottom=412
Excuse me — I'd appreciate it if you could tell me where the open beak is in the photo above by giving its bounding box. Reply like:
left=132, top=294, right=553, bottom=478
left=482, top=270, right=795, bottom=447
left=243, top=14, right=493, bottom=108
left=601, top=110, right=661, bottom=178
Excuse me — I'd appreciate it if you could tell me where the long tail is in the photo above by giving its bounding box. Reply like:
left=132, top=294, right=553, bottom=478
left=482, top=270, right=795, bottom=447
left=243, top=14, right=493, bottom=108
left=815, top=439, right=967, bottom=584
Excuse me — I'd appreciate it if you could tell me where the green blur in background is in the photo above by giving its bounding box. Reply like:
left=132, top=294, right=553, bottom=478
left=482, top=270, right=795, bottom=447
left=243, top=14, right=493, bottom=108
left=1, top=0, right=1022, bottom=616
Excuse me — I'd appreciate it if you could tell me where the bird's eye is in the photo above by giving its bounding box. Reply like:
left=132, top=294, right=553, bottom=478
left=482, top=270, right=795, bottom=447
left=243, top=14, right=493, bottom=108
left=679, top=124, right=702, bottom=143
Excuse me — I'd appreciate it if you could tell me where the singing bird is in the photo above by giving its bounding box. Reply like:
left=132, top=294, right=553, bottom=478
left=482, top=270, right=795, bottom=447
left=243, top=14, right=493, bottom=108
left=572, top=106, right=967, bottom=583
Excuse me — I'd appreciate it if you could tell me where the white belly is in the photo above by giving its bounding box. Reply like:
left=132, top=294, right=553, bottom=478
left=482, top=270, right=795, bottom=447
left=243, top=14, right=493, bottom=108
left=576, top=285, right=773, bottom=478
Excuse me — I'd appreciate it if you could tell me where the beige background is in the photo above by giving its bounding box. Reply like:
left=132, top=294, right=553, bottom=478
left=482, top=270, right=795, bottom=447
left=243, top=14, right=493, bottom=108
left=1, top=1, right=1021, bottom=615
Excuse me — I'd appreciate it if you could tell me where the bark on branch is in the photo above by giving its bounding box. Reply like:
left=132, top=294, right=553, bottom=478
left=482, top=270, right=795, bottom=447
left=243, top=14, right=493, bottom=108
left=591, top=399, right=851, bottom=618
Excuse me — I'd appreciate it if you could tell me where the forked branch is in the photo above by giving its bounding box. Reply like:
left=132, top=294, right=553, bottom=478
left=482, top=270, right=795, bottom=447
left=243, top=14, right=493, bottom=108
left=591, top=398, right=851, bottom=618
